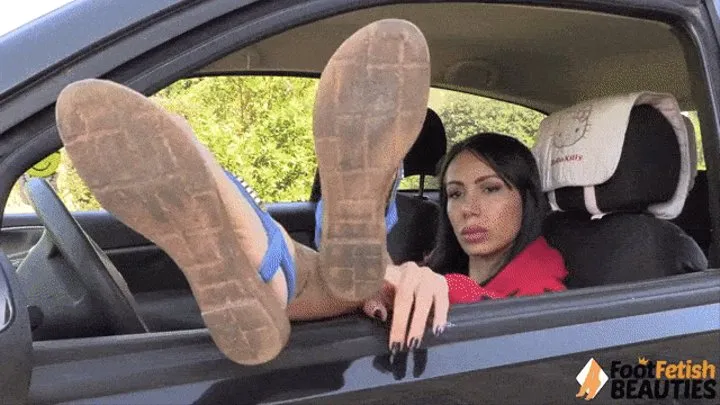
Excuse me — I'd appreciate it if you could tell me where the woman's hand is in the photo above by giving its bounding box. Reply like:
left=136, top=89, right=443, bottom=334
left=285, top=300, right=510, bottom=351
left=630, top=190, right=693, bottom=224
left=362, top=262, right=450, bottom=351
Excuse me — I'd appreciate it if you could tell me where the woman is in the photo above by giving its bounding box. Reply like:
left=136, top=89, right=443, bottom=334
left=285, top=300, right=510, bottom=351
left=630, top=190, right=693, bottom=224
left=366, top=133, right=569, bottom=352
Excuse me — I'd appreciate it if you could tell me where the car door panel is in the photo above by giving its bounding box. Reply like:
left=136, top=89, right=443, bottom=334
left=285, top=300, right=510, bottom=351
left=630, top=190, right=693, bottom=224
left=296, top=331, right=720, bottom=405
left=49, top=330, right=716, bottom=405
left=0, top=252, right=32, bottom=405
left=0, top=225, right=43, bottom=267
left=29, top=278, right=720, bottom=404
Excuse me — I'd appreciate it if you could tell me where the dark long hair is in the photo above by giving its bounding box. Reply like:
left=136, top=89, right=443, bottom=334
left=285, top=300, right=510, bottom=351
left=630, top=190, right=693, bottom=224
left=423, top=133, right=548, bottom=275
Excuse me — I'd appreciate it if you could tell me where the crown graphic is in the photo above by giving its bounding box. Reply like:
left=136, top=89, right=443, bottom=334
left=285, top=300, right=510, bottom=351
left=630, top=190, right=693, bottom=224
left=638, top=357, right=649, bottom=365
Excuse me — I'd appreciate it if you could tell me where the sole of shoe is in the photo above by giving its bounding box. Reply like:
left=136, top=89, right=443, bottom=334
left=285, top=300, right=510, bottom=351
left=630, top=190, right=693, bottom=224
left=313, top=19, right=431, bottom=301
left=56, top=79, right=290, bottom=365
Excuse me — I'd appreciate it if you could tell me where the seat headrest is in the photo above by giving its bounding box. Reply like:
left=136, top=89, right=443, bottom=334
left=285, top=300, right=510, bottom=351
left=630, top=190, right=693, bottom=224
left=403, top=108, right=447, bottom=177
left=532, top=92, right=692, bottom=219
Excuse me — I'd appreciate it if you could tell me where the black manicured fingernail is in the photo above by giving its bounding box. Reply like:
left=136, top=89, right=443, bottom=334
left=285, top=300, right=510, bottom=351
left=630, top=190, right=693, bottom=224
left=390, top=342, right=401, bottom=355
left=413, top=348, right=428, bottom=378
left=412, top=338, right=422, bottom=350
left=434, top=326, right=443, bottom=336
left=374, top=309, right=382, bottom=319
left=408, top=337, right=417, bottom=350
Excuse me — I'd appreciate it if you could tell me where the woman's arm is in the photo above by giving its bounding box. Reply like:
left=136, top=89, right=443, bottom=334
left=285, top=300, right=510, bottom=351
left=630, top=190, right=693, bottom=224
left=287, top=249, right=450, bottom=352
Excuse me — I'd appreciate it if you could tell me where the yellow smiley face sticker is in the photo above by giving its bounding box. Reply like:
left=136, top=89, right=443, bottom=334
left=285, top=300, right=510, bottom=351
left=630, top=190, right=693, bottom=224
left=27, top=151, right=61, bottom=178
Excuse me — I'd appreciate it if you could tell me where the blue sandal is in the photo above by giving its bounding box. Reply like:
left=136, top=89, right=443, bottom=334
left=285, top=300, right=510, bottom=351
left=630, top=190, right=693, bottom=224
left=224, top=171, right=296, bottom=303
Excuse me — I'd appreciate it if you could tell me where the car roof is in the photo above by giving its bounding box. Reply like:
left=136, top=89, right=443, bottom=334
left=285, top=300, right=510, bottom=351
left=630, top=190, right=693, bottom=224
left=0, top=1, right=695, bottom=115
left=198, top=3, right=693, bottom=114
left=0, top=0, right=186, bottom=96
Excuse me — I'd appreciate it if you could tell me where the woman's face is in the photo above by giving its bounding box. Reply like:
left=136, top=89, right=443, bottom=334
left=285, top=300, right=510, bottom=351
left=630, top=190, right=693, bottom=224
left=445, top=150, right=523, bottom=258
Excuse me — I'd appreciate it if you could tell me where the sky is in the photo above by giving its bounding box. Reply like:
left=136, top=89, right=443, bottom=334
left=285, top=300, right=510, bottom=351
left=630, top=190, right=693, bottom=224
left=0, top=0, right=75, bottom=37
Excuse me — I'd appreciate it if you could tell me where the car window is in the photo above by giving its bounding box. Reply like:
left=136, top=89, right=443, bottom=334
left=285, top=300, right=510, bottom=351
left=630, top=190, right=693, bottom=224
left=152, top=76, right=319, bottom=204
left=3, top=78, right=550, bottom=212
left=397, top=98, right=709, bottom=191
left=399, top=89, right=545, bottom=190
left=683, top=111, right=706, bottom=170
left=5, top=76, right=320, bottom=213
left=3, top=80, right=707, bottom=214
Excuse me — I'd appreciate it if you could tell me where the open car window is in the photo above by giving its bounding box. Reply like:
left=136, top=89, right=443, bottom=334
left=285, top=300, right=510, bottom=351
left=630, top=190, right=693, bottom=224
left=2, top=82, right=709, bottom=213
left=2, top=78, right=708, bottom=213
left=0, top=1, right=717, bottom=404
left=400, top=89, right=546, bottom=191
left=397, top=94, right=708, bottom=191
left=684, top=111, right=706, bottom=170
left=5, top=76, right=321, bottom=213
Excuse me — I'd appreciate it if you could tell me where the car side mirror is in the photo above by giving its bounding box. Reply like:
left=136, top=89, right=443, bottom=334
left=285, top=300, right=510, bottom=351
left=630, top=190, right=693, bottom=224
left=0, top=251, right=32, bottom=404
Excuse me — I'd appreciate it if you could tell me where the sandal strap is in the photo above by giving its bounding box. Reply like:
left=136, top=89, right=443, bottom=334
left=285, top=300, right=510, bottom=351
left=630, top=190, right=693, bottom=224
left=314, top=167, right=403, bottom=249
left=224, top=171, right=296, bottom=303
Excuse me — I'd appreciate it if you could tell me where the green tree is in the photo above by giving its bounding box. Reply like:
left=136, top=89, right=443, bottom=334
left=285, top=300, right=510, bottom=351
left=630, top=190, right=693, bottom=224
left=685, top=111, right=706, bottom=170
left=152, top=76, right=318, bottom=203
left=55, top=76, right=320, bottom=209
left=400, top=90, right=545, bottom=190
left=436, top=91, right=544, bottom=148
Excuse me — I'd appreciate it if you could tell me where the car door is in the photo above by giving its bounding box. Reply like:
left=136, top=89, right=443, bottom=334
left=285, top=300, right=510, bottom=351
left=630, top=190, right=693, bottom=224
left=0, top=0, right=718, bottom=404
left=0, top=250, right=32, bottom=405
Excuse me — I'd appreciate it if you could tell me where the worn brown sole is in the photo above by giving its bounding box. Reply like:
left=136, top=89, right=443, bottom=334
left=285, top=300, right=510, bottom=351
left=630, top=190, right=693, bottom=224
left=55, top=79, right=290, bottom=365
left=313, top=19, right=431, bottom=301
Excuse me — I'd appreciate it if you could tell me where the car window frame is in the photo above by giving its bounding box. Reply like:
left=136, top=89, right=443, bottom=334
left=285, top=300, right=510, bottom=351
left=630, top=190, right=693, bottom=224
left=0, top=1, right=719, bottom=402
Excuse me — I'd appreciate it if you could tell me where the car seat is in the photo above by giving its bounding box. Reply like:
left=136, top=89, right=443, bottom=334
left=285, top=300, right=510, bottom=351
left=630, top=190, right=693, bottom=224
left=671, top=116, right=711, bottom=255
left=310, top=108, right=447, bottom=264
left=387, top=108, right=446, bottom=264
left=533, top=92, right=708, bottom=288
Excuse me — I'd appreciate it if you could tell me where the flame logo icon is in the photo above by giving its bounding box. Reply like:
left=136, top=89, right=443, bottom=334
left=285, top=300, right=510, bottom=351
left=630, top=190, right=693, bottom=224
left=576, top=358, right=609, bottom=401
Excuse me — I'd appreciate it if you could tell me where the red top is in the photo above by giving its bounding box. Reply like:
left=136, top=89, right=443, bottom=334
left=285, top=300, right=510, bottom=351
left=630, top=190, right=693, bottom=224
left=445, top=237, right=568, bottom=304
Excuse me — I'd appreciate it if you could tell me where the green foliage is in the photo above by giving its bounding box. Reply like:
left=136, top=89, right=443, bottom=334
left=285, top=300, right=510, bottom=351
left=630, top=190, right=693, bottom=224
left=37, top=76, right=320, bottom=211
left=399, top=90, right=545, bottom=190
left=684, top=111, right=706, bottom=170
left=56, top=151, right=102, bottom=211
left=152, top=76, right=318, bottom=203
left=4, top=77, right=710, bottom=213
left=434, top=90, right=544, bottom=148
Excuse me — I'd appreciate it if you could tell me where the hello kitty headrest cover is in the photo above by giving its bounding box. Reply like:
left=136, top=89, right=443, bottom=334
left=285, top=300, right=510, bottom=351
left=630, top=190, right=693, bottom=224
left=532, top=92, right=691, bottom=220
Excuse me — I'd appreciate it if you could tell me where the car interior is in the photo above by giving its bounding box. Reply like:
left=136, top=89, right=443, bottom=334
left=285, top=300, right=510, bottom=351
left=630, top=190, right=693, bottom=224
left=1, top=3, right=716, bottom=341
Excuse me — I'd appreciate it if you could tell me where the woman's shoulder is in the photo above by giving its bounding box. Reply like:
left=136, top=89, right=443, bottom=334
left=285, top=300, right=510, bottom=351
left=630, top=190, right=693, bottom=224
left=517, top=236, right=563, bottom=262
left=507, top=236, right=568, bottom=281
